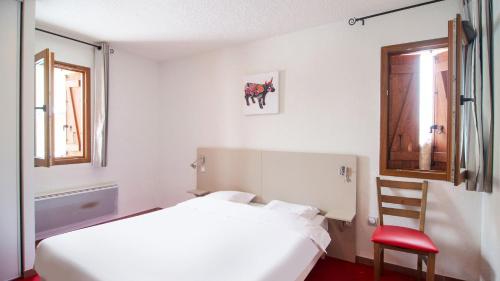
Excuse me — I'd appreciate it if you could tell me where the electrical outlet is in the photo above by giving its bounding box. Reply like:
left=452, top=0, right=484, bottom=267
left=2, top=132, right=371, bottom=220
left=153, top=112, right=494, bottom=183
left=338, top=166, right=346, bottom=176
left=368, top=216, right=378, bottom=226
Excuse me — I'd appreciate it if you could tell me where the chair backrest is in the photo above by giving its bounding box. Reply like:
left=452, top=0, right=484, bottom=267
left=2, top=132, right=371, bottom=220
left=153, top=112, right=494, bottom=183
left=376, top=177, right=429, bottom=232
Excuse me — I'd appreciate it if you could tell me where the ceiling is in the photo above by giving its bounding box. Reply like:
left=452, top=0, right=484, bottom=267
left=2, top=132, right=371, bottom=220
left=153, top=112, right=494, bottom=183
left=35, top=0, right=436, bottom=61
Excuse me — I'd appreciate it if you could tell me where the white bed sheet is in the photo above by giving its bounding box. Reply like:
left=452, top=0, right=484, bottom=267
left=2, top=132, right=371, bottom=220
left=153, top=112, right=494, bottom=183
left=35, top=197, right=331, bottom=281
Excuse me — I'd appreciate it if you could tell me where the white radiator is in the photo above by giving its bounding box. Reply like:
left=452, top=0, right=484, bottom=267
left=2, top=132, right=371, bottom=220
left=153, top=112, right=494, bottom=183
left=35, top=183, right=118, bottom=240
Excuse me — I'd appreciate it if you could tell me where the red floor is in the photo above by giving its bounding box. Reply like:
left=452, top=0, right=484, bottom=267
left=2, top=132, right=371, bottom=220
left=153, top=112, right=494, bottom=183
left=17, top=276, right=39, bottom=281
left=19, top=257, right=415, bottom=281
left=305, top=258, right=415, bottom=281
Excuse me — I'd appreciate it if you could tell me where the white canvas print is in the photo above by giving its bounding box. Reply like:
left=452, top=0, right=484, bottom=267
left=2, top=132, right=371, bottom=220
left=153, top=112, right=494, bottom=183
left=243, top=71, right=279, bottom=115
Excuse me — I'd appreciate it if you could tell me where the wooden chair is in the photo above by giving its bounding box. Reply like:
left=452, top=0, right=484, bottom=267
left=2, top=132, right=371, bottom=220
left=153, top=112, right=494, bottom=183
left=372, top=177, right=438, bottom=281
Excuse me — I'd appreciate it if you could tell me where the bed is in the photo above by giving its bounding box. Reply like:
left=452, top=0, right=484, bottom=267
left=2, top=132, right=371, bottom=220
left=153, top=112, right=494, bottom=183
left=35, top=197, right=330, bottom=281
left=36, top=148, right=357, bottom=280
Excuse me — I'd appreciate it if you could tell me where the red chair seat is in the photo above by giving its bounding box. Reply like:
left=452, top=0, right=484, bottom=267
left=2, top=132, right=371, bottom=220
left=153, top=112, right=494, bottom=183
left=371, top=225, right=439, bottom=253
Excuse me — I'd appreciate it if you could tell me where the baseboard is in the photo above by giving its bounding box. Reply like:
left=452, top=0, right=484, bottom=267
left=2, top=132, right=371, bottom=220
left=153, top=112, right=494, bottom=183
left=22, top=269, right=37, bottom=278
left=356, top=256, right=464, bottom=281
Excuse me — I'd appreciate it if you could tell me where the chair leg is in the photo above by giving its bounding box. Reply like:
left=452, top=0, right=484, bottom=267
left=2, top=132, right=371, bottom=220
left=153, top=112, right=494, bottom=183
left=426, top=253, right=436, bottom=281
left=374, top=243, right=382, bottom=281
left=417, top=255, right=422, bottom=281
left=380, top=248, right=384, bottom=273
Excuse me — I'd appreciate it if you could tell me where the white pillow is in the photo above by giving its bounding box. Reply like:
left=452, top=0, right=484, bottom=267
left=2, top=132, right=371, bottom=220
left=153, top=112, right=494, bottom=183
left=264, top=200, right=320, bottom=220
left=205, top=191, right=256, bottom=204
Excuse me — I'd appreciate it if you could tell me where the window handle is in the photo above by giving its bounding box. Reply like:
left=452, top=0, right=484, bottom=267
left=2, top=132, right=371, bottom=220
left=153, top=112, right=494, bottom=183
left=35, top=105, right=47, bottom=112
left=460, top=95, right=475, bottom=105
left=429, top=125, right=444, bottom=134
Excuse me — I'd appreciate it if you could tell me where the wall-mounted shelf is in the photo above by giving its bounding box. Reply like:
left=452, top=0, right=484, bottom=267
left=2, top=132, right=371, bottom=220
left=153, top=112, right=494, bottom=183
left=187, top=189, right=210, bottom=197
left=325, top=209, right=356, bottom=223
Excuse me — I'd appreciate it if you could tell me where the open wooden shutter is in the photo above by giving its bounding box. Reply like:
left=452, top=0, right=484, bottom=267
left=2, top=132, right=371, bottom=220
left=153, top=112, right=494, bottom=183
left=65, top=73, right=83, bottom=154
left=34, top=49, right=54, bottom=167
left=432, top=51, right=449, bottom=171
left=387, top=54, right=420, bottom=170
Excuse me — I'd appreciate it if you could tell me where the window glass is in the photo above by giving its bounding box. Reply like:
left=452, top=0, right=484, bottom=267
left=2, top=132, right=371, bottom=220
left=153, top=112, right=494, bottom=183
left=35, top=57, right=46, bottom=159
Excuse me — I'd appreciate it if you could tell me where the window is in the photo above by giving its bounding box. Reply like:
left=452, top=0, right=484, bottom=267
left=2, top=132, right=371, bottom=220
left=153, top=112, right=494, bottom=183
left=380, top=38, right=449, bottom=180
left=35, top=49, right=91, bottom=166
left=379, top=15, right=468, bottom=184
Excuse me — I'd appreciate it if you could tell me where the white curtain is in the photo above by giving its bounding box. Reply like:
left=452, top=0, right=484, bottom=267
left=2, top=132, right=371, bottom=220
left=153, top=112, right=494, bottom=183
left=461, top=0, right=494, bottom=192
left=92, top=42, right=110, bottom=167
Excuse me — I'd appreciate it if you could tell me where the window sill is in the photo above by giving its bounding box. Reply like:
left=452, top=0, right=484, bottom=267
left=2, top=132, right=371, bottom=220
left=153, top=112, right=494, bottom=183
left=380, top=168, right=448, bottom=181
left=52, top=157, right=91, bottom=166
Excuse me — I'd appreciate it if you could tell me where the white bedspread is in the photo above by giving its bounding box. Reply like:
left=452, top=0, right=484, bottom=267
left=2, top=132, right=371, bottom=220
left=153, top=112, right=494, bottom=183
left=35, top=197, right=331, bottom=281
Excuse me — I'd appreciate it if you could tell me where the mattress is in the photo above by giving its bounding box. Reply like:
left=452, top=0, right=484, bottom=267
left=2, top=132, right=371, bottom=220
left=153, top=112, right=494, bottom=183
left=35, top=197, right=331, bottom=281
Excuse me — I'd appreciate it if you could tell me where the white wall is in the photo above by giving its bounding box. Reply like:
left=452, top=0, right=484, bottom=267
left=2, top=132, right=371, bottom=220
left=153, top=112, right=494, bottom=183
left=157, top=1, right=484, bottom=280
left=480, top=2, right=500, bottom=281
left=0, top=1, right=22, bottom=279
left=22, top=31, right=163, bottom=268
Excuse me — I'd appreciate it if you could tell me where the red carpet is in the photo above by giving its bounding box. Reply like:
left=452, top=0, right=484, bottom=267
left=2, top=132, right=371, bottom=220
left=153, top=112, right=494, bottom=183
left=305, top=258, right=415, bottom=281
left=19, top=257, right=414, bottom=281
left=17, top=276, right=38, bottom=281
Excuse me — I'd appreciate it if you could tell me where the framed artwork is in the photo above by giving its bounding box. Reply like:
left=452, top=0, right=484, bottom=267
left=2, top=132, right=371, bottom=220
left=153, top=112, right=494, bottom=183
left=243, top=71, right=279, bottom=115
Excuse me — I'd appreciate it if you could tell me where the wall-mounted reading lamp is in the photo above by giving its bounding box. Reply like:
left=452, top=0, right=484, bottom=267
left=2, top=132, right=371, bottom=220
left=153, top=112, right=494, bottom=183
left=338, top=165, right=351, bottom=183
left=190, top=156, right=206, bottom=172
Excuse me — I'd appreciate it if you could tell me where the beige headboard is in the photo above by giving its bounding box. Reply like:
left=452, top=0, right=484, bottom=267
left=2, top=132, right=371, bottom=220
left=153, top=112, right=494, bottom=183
left=196, top=147, right=357, bottom=222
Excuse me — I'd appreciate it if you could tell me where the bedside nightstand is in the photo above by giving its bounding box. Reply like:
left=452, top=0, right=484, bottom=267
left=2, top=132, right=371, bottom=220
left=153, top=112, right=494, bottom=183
left=187, top=189, right=210, bottom=197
